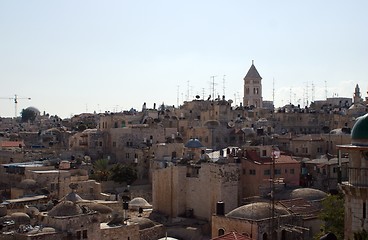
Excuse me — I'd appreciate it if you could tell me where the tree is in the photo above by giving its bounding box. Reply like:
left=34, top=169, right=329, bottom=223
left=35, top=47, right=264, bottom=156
left=92, top=159, right=110, bottom=181
left=110, top=164, right=137, bottom=185
left=315, top=194, right=345, bottom=240
left=21, top=108, right=36, bottom=122
left=353, top=229, right=368, bottom=240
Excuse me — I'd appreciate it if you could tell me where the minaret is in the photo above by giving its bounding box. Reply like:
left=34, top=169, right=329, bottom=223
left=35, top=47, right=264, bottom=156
left=243, top=60, right=263, bottom=108
left=339, top=113, right=368, bottom=239
left=354, top=84, right=362, bottom=104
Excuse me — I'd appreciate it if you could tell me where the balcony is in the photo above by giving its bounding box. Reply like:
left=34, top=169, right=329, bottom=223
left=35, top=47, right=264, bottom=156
left=345, top=168, right=368, bottom=187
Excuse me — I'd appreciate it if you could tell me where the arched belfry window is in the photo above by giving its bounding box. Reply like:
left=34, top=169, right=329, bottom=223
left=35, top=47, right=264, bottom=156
left=218, top=229, right=225, bottom=236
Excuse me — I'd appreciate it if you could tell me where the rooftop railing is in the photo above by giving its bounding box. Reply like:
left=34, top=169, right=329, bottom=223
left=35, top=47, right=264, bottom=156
left=347, top=168, right=368, bottom=187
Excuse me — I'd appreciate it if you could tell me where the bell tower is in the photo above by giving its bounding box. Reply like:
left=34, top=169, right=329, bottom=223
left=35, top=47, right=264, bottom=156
left=243, top=60, right=263, bottom=108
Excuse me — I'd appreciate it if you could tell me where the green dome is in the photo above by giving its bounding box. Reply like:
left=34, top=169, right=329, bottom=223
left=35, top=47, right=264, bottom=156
left=351, top=113, right=368, bottom=146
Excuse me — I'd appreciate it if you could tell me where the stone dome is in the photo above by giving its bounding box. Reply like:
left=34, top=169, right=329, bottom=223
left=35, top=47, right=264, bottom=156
left=83, top=203, right=113, bottom=214
left=129, top=197, right=152, bottom=210
left=128, top=217, right=156, bottom=230
left=351, top=113, right=368, bottom=146
left=48, top=201, right=83, bottom=217
left=25, top=106, right=40, bottom=115
left=18, top=179, right=37, bottom=189
left=226, top=202, right=289, bottom=220
left=290, top=188, right=327, bottom=202
left=10, top=212, right=31, bottom=225
left=185, top=138, right=204, bottom=148
left=25, top=206, right=40, bottom=217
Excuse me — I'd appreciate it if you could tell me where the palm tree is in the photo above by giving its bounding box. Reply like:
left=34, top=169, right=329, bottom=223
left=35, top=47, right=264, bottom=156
left=92, top=159, right=110, bottom=181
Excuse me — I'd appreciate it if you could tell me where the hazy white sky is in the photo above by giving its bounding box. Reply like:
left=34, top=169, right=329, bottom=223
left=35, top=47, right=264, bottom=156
left=1, top=1, right=367, bottom=118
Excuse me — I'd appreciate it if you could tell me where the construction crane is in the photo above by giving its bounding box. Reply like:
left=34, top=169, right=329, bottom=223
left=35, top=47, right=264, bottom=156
left=0, top=94, right=31, bottom=117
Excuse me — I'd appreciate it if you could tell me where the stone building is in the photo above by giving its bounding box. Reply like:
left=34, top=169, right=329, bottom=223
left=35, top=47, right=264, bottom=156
left=211, top=202, right=303, bottom=240
left=212, top=187, right=327, bottom=240
left=240, top=145, right=301, bottom=198
left=152, top=163, right=240, bottom=221
left=339, top=113, right=368, bottom=239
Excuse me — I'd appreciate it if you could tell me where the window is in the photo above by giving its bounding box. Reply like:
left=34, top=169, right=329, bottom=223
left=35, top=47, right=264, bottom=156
left=126, top=153, right=130, bottom=159
left=99, top=141, right=102, bottom=147
left=264, top=169, right=271, bottom=175
left=285, top=169, right=288, bottom=174
left=364, top=202, right=366, bottom=219
left=262, top=150, right=267, bottom=157
left=274, top=169, right=281, bottom=175
left=218, top=229, right=225, bottom=236
left=290, top=169, right=295, bottom=174
left=113, top=142, right=116, bottom=147
left=83, top=230, right=88, bottom=239
left=249, top=169, right=256, bottom=175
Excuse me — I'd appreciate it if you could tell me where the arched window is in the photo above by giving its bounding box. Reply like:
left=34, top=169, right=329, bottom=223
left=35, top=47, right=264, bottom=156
left=262, top=232, right=268, bottom=240
left=218, top=229, right=225, bottom=236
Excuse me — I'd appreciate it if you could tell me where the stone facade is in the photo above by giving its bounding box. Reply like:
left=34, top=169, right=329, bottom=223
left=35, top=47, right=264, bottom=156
left=152, top=163, right=240, bottom=221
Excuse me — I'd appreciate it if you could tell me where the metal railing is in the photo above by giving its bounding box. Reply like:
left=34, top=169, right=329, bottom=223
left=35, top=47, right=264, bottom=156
left=347, top=168, right=368, bottom=187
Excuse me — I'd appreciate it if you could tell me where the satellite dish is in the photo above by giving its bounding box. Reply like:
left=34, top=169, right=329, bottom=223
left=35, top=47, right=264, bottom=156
left=228, top=121, right=235, bottom=128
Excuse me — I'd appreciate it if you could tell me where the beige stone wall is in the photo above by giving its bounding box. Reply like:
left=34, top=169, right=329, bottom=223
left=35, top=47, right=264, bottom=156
left=152, top=163, right=240, bottom=221
left=100, top=223, right=140, bottom=240
left=13, top=232, right=64, bottom=240
left=211, top=215, right=258, bottom=239
left=152, top=166, right=187, bottom=217
left=139, top=224, right=166, bottom=240
left=185, top=164, right=239, bottom=220
left=40, top=214, right=101, bottom=240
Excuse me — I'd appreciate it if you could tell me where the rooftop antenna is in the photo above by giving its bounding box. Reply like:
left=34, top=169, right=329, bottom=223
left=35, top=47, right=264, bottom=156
left=186, top=80, right=190, bottom=101
left=324, top=80, right=328, bottom=99
left=289, top=87, right=292, bottom=105
left=305, top=81, right=309, bottom=106
left=272, top=78, right=275, bottom=107
left=210, top=75, right=217, bottom=101
left=177, top=85, right=179, bottom=107
left=222, top=75, right=226, bottom=97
